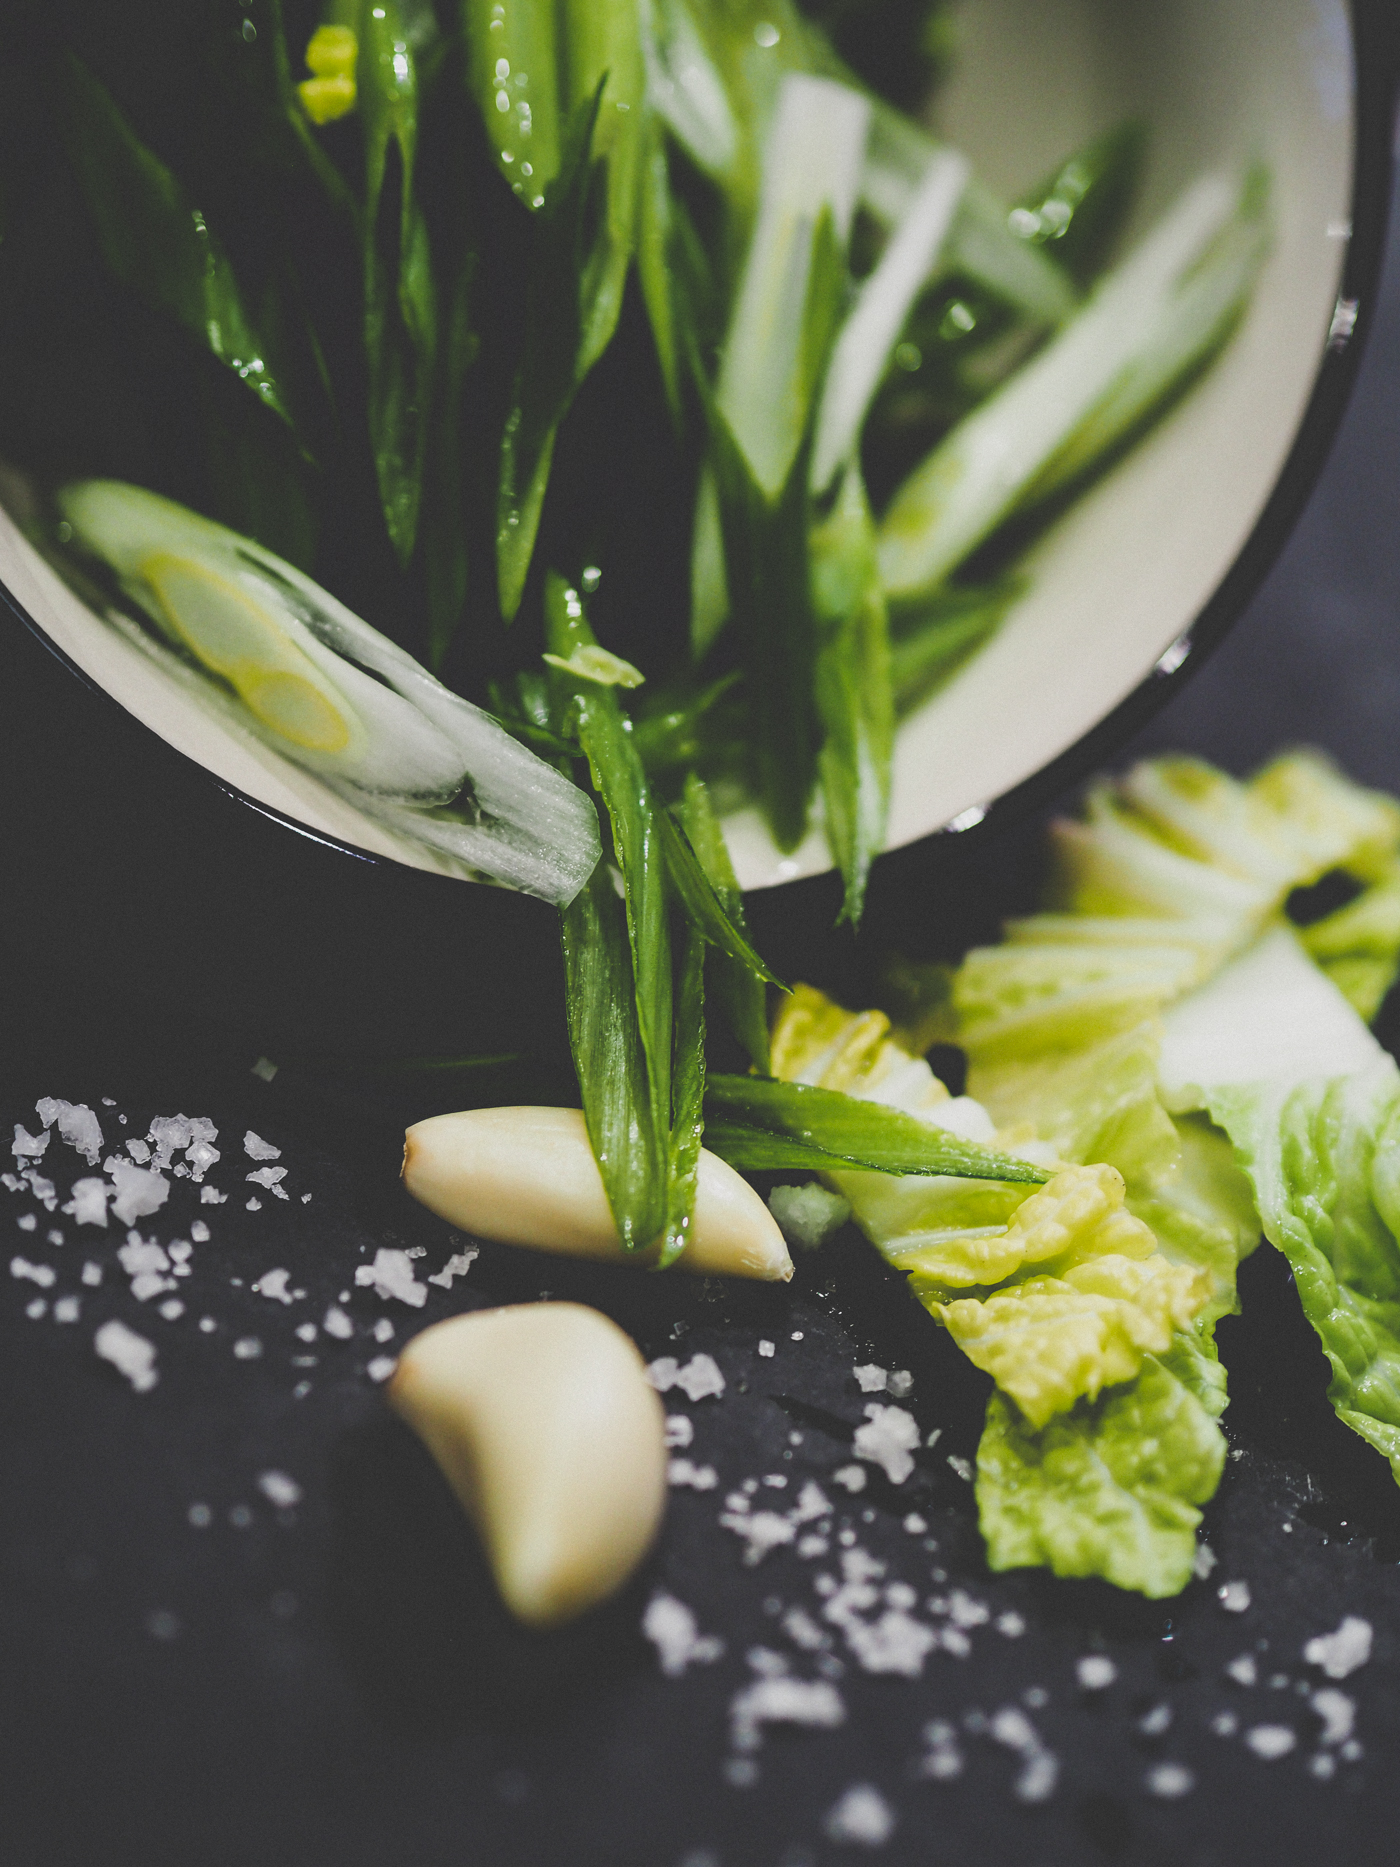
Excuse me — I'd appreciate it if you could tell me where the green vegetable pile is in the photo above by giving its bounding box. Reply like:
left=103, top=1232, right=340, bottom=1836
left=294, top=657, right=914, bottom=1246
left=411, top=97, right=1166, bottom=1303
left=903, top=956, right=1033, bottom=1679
left=1, top=0, right=1267, bottom=922
left=774, top=751, right=1400, bottom=1595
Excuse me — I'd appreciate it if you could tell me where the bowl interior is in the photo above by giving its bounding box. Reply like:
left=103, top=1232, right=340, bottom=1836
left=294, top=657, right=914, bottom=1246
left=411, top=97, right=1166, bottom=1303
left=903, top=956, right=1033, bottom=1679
left=0, top=0, right=1354, bottom=894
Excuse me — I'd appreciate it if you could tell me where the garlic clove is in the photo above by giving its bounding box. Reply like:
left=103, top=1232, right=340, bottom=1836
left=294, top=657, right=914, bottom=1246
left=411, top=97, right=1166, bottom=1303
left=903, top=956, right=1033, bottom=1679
left=387, top=1303, right=667, bottom=1626
left=402, top=1106, right=793, bottom=1281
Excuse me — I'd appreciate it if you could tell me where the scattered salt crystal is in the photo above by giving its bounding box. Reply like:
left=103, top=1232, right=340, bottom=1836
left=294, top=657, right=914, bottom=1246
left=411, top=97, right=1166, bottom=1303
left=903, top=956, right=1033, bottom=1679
left=11, top=1256, right=55, bottom=1288
left=643, top=1593, right=724, bottom=1676
left=15, top=1213, right=35, bottom=1231
left=946, top=1590, right=989, bottom=1630
left=37, top=1100, right=103, bottom=1164
left=246, top=1199, right=262, bottom=1212
left=53, top=1296, right=80, bottom=1324
left=158, top=1300, right=184, bottom=1321
left=1227, top=1654, right=1258, bottom=1687
left=1244, top=1724, right=1296, bottom=1760
left=854, top=1365, right=888, bottom=1394
left=886, top=1371, right=913, bottom=1399
left=833, top=1464, right=866, bottom=1493
left=767, top=1182, right=850, bottom=1249
left=252, top=1268, right=295, bottom=1305
left=665, top=1414, right=694, bottom=1449
left=901, top=1514, right=927, bottom=1535
left=355, top=1248, right=428, bottom=1308
left=1309, top=1753, right=1337, bottom=1780
left=25, top=1298, right=46, bottom=1319
left=233, top=1337, right=262, bottom=1360
left=323, top=1306, right=354, bottom=1339
left=1303, top=1616, right=1372, bottom=1679
left=198, top=1317, right=217, bottom=1333
left=427, top=1247, right=479, bottom=1288
left=188, top=1503, right=211, bottom=1528
left=920, top=1720, right=964, bottom=1782
left=853, top=1404, right=919, bottom=1484
left=840, top=1608, right=936, bottom=1677
left=783, top=1607, right=829, bottom=1651
left=823, top=1783, right=895, bottom=1847
left=247, top=1166, right=289, bottom=1199
left=125, top=1138, right=151, bottom=1164
left=46, top=1229, right=62, bottom=1246
left=186, top=1140, right=220, bottom=1182
left=145, top=1609, right=180, bottom=1642
left=25, top=1173, right=56, bottom=1210
left=996, top=1612, right=1026, bottom=1638
left=1312, top=1688, right=1355, bottom=1747
left=367, top=1355, right=397, bottom=1383
left=295, top=1323, right=317, bottom=1344
left=1077, top=1656, right=1116, bottom=1691
left=1139, top=1703, right=1173, bottom=1736
left=646, top=1353, right=725, bottom=1401
left=1211, top=1711, right=1239, bottom=1737
left=301, top=1194, right=312, bottom=1204
left=252, top=1057, right=278, bottom=1083
left=791, top=1482, right=831, bottom=1524
left=791, top=1332, right=803, bottom=1341
left=1145, top=1763, right=1194, bottom=1799
left=81, top=1261, right=102, bottom=1287
left=12, top=1124, right=48, bottom=1161
left=946, top=1454, right=974, bottom=1482
left=95, top=1319, right=158, bottom=1392
left=1217, top=1579, right=1251, bottom=1613
left=200, top=1188, right=226, bottom=1205
left=669, top=1459, right=719, bottom=1490
left=729, top=1675, right=845, bottom=1751
left=168, top=1242, right=192, bottom=1267
left=720, top=1509, right=795, bottom=1565
left=758, top=1339, right=775, bottom=1358
left=190, top=1221, right=210, bottom=1243
left=244, top=1131, right=282, bottom=1161
left=229, top=1505, right=253, bottom=1528
left=293, top=1380, right=312, bottom=1399
left=1, top=1173, right=21, bottom=1192
left=258, top=1471, right=303, bottom=1508
left=1194, top=1542, right=1218, bottom=1579
left=989, top=1707, right=1058, bottom=1802
left=762, top=1474, right=787, bottom=1490
left=106, top=1160, right=170, bottom=1226
left=797, top=1535, right=829, bottom=1558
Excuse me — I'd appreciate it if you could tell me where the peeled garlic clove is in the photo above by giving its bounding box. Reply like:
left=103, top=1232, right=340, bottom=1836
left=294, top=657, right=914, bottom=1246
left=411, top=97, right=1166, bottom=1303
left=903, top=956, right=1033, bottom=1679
left=386, top=1303, right=666, bottom=1626
left=402, top=1106, right=793, bottom=1282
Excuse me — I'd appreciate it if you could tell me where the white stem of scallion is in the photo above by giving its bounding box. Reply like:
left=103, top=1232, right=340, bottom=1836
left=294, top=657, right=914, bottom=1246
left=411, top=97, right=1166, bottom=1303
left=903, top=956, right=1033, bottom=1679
left=811, top=148, right=968, bottom=494
left=717, top=72, right=869, bottom=498
left=877, top=172, right=1259, bottom=602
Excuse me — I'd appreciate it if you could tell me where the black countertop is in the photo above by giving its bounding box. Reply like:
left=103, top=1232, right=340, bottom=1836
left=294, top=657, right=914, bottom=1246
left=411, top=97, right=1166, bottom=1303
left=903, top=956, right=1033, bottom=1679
left=7, top=157, right=1400, bottom=1867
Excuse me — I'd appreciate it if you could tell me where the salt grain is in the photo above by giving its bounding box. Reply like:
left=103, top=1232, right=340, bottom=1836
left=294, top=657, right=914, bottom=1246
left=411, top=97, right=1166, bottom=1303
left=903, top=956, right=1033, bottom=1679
left=257, top=1471, right=303, bottom=1509
left=355, top=1247, right=428, bottom=1308
left=920, top=1719, right=964, bottom=1781
left=1211, top=1711, right=1239, bottom=1737
left=247, top=1166, right=289, bottom=1199
left=188, top=1503, right=211, bottom=1528
left=669, top=1460, right=719, bottom=1490
left=367, top=1355, right=397, bottom=1383
left=823, top=1784, right=895, bottom=1848
left=1311, top=1688, right=1355, bottom=1747
left=1244, top=1724, right=1296, bottom=1760
left=53, top=1296, right=79, bottom=1324
left=427, top=1247, right=479, bottom=1289
left=81, top=1261, right=102, bottom=1287
left=1145, top=1763, right=1194, bottom=1799
left=11, top=1256, right=55, bottom=1288
left=106, top=1160, right=170, bottom=1227
left=323, top=1306, right=354, bottom=1339
left=25, top=1298, right=46, bottom=1319
left=243, top=1130, right=282, bottom=1161
left=1138, top=1703, right=1173, bottom=1737
left=665, top=1414, right=694, bottom=1449
left=11, top=1124, right=48, bottom=1161
left=646, top=1353, right=725, bottom=1401
left=853, top=1365, right=888, bottom=1393
left=988, top=1707, right=1058, bottom=1802
left=1303, top=1616, right=1372, bottom=1680
left=94, top=1319, right=158, bottom=1392
left=1217, top=1580, right=1251, bottom=1614
left=833, top=1464, right=866, bottom=1494
left=158, top=1300, right=184, bottom=1321
left=996, top=1612, right=1026, bottom=1638
left=233, top=1337, right=263, bottom=1360
left=643, top=1592, right=724, bottom=1676
left=373, top=1318, right=395, bottom=1343
left=729, top=1675, right=845, bottom=1752
left=252, top=1268, right=296, bottom=1305
left=853, top=1404, right=919, bottom=1484
left=758, top=1339, right=775, bottom=1358
left=15, top=1213, right=36, bottom=1232
left=1227, top=1654, right=1257, bottom=1687
left=720, top=1509, right=795, bottom=1565
left=1077, top=1655, right=1116, bottom=1692
left=65, top=1179, right=109, bottom=1227
left=190, top=1221, right=210, bottom=1243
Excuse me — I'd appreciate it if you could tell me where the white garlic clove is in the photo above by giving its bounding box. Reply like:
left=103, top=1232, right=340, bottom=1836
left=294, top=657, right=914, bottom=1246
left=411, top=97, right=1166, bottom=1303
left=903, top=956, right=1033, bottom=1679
left=402, top=1106, right=793, bottom=1281
left=387, top=1303, right=667, bottom=1627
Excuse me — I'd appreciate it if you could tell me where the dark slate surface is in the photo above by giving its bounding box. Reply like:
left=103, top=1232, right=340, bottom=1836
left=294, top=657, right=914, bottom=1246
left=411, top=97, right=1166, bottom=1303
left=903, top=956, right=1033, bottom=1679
left=6, top=147, right=1400, bottom=1867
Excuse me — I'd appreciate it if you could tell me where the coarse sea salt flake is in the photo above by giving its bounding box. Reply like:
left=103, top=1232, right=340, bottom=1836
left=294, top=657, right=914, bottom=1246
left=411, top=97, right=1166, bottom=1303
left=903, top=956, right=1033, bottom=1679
left=669, top=1459, right=719, bottom=1491
left=252, top=1268, right=296, bottom=1305
left=646, top=1353, right=725, bottom=1401
left=11, top=1256, right=55, bottom=1288
left=1303, top=1616, right=1372, bottom=1680
left=1217, top=1579, right=1251, bottom=1613
left=643, top=1593, right=724, bottom=1677
left=106, top=1160, right=170, bottom=1227
left=729, top=1676, right=845, bottom=1752
left=323, top=1306, right=354, bottom=1339
left=823, top=1783, right=895, bottom=1847
left=1077, top=1655, right=1116, bottom=1691
left=1312, top=1688, right=1355, bottom=1747
left=833, top=1464, right=866, bottom=1493
left=247, top=1166, right=289, bottom=1199
left=355, top=1248, right=428, bottom=1307
left=853, top=1364, right=888, bottom=1393
left=95, top=1319, right=158, bottom=1392
left=367, top=1355, right=397, bottom=1383
left=244, top=1130, right=282, bottom=1161
left=853, top=1404, right=919, bottom=1484
left=258, top=1470, right=303, bottom=1508
left=720, top=1509, right=795, bottom=1566
left=54, top=1296, right=80, bottom=1323
left=1244, top=1724, right=1296, bottom=1760
left=12, top=1125, right=48, bottom=1161
left=665, top=1414, right=694, bottom=1449
left=427, top=1246, right=479, bottom=1288
left=1145, top=1762, right=1194, bottom=1799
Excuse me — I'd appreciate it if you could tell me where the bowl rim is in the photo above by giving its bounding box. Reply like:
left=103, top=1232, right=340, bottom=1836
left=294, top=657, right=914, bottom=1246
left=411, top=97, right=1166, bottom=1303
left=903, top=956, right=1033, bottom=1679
left=1, top=0, right=1397, bottom=905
